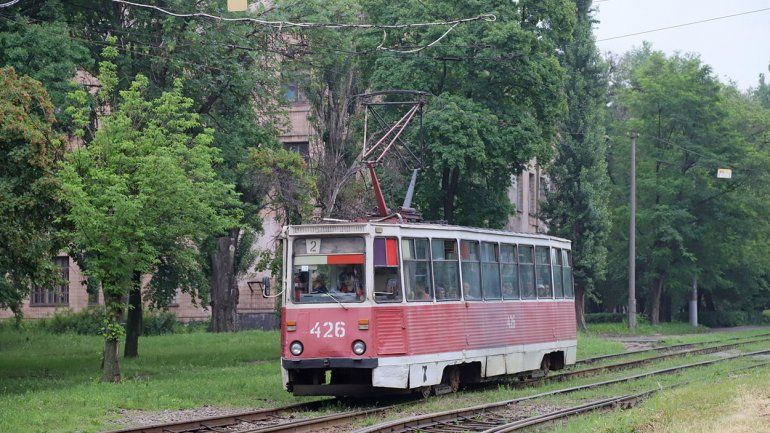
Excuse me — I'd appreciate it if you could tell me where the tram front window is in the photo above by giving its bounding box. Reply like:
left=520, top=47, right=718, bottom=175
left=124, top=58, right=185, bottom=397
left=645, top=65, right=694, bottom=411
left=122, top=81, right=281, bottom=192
left=291, top=237, right=365, bottom=304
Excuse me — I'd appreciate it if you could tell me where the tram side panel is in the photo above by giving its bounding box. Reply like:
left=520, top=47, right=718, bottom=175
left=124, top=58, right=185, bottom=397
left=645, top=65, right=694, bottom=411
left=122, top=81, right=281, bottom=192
left=373, top=301, right=576, bottom=390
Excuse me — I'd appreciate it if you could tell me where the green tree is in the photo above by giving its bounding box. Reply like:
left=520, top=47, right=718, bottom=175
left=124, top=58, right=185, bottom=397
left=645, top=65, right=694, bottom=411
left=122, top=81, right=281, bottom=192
left=58, top=52, right=241, bottom=379
left=360, top=0, right=576, bottom=226
left=541, top=0, right=610, bottom=330
left=16, top=0, right=286, bottom=332
left=754, top=62, right=770, bottom=109
left=604, top=49, right=770, bottom=324
left=0, top=14, right=91, bottom=109
left=0, top=68, right=66, bottom=318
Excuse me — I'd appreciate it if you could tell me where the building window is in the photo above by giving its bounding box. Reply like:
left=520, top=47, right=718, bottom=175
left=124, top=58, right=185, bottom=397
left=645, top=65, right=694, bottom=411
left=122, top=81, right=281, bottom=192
left=284, top=141, right=309, bottom=162
left=528, top=172, right=537, bottom=215
left=283, top=83, right=307, bottom=104
left=31, top=256, right=69, bottom=306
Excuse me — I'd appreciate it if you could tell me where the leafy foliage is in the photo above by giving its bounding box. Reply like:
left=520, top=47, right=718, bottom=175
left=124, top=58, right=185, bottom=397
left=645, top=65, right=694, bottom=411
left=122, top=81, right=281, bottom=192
left=0, top=67, right=66, bottom=317
left=0, top=16, right=91, bottom=108
left=541, top=0, right=610, bottom=329
left=360, top=0, right=575, bottom=225
left=57, top=49, right=241, bottom=375
left=603, top=48, right=770, bottom=322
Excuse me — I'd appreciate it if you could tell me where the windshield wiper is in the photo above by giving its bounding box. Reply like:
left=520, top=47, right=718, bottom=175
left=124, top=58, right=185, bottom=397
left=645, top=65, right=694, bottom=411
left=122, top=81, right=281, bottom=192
left=322, top=291, right=349, bottom=310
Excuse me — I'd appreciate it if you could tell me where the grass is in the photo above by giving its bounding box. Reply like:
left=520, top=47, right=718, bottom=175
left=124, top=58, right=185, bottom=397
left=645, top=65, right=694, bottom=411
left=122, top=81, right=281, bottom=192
left=584, top=321, right=711, bottom=336
left=577, top=333, right=625, bottom=360
left=356, top=341, right=770, bottom=430
left=0, top=328, right=294, bottom=433
left=543, top=361, right=770, bottom=433
left=1, top=324, right=767, bottom=433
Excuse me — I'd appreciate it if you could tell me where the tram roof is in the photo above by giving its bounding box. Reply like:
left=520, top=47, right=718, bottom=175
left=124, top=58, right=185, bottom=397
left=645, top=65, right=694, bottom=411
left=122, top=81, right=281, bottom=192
left=285, top=220, right=571, bottom=245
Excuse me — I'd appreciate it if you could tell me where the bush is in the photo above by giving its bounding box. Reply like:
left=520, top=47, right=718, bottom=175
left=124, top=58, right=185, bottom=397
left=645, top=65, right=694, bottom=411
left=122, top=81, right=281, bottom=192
left=39, top=306, right=105, bottom=335
left=585, top=312, right=625, bottom=324
left=699, top=310, right=750, bottom=327
left=762, top=310, right=770, bottom=323
left=142, top=311, right=178, bottom=336
left=37, top=308, right=187, bottom=336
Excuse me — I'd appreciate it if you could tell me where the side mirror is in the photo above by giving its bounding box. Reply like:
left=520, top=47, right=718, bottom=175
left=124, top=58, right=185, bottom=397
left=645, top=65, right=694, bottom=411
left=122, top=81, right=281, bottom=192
left=262, top=276, right=271, bottom=297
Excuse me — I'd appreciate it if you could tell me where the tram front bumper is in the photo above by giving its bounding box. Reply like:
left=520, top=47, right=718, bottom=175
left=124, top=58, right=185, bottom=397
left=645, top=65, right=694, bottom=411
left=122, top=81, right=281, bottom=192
left=281, top=357, right=378, bottom=369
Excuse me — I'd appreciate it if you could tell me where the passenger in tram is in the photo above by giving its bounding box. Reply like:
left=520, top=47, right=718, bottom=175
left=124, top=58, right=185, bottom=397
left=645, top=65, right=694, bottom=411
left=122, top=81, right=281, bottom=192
left=463, top=281, right=481, bottom=300
left=409, top=283, right=431, bottom=301
left=435, top=286, right=446, bottom=300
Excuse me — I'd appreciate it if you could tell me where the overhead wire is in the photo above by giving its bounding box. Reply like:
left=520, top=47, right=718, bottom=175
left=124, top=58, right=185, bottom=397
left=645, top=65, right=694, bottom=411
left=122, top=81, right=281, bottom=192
left=108, top=0, right=496, bottom=30
left=0, top=0, right=20, bottom=8
left=597, top=6, right=770, bottom=42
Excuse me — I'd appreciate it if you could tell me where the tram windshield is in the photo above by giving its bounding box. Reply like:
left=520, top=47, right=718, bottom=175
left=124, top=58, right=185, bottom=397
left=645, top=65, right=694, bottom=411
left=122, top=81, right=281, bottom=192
left=291, top=237, right=365, bottom=304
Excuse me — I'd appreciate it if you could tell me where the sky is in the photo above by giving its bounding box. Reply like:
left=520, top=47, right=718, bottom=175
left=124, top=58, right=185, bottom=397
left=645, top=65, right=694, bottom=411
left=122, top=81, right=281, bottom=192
left=593, top=0, right=770, bottom=90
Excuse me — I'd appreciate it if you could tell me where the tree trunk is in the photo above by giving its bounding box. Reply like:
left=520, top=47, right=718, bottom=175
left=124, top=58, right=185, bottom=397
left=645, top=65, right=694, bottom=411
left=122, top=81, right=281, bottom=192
left=575, top=285, right=587, bottom=331
left=102, top=338, right=121, bottom=382
left=650, top=277, right=664, bottom=325
left=101, top=292, right=123, bottom=382
left=123, top=272, right=142, bottom=358
left=210, top=228, right=240, bottom=332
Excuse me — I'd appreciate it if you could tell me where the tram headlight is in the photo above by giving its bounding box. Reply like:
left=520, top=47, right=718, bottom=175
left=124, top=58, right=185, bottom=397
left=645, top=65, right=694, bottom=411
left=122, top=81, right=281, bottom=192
left=290, top=341, right=304, bottom=356
left=352, top=340, right=366, bottom=356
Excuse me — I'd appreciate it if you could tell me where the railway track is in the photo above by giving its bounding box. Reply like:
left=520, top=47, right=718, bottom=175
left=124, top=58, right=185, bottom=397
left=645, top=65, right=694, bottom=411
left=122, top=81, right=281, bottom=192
left=575, top=331, right=770, bottom=365
left=354, top=350, right=770, bottom=433
left=104, top=334, right=770, bottom=433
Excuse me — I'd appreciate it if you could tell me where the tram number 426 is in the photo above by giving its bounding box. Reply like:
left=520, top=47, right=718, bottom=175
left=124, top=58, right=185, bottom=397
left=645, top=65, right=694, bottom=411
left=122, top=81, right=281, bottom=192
left=310, top=321, right=346, bottom=338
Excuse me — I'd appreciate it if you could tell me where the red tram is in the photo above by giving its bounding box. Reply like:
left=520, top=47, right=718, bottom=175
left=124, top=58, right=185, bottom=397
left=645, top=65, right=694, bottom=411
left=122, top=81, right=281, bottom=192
left=279, top=221, right=576, bottom=396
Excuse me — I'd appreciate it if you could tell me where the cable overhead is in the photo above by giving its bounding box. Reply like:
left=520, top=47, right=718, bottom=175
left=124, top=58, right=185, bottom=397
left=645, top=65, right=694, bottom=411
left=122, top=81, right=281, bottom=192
left=110, top=0, right=495, bottom=29
left=598, top=6, right=770, bottom=42
left=0, top=0, right=20, bottom=8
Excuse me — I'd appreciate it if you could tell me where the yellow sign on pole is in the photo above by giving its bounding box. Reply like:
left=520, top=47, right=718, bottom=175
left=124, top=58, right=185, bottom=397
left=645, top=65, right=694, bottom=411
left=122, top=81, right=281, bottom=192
left=227, top=0, right=248, bottom=12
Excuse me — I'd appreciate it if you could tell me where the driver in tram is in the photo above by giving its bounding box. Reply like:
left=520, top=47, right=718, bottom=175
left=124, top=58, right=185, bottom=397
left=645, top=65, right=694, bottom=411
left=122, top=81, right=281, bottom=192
left=311, top=277, right=328, bottom=293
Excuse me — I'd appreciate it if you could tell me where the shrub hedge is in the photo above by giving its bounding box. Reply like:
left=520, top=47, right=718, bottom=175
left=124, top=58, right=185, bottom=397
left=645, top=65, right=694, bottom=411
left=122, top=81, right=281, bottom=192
left=36, top=307, right=200, bottom=336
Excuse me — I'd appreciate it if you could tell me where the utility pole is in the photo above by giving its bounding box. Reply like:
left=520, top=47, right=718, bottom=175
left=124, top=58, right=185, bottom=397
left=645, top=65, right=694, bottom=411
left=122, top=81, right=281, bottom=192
left=689, top=275, right=698, bottom=327
left=628, top=132, right=637, bottom=330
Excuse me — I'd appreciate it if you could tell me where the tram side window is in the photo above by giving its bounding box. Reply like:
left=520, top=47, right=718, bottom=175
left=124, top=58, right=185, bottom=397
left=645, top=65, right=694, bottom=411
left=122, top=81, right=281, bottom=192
left=403, top=238, right=432, bottom=302
left=481, top=242, right=501, bottom=300
left=536, top=246, right=553, bottom=299
left=552, top=248, right=564, bottom=298
left=563, top=250, right=574, bottom=298
left=432, top=239, right=461, bottom=301
left=501, top=244, right=519, bottom=299
left=519, top=245, right=536, bottom=299
left=461, top=240, right=482, bottom=300
left=374, top=237, right=403, bottom=303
